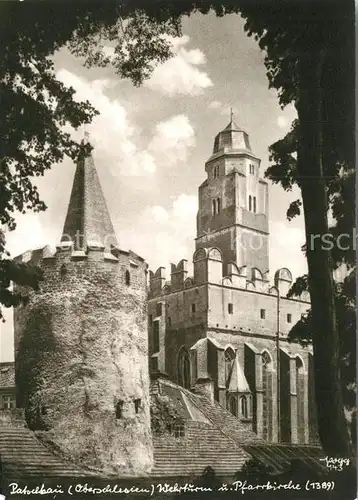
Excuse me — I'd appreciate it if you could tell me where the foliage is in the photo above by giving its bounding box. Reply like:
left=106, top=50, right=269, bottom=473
left=0, top=2, right=180, bottom=316
left=150, top=393, right=183, bottom=435
left=288, top=272, right=356, bottom=411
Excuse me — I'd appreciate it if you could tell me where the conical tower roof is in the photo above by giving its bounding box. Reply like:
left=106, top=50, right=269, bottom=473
left=61, top=136, right=119, bottom=252
left=213, top=112, right=252, bottom=154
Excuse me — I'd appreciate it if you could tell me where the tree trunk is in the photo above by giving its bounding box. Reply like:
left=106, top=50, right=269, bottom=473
left=295, top=50, right=351, bottom=456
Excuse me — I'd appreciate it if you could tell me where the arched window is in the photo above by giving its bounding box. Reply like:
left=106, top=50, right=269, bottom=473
left=253, top=196, right=257, bottom=213
left=125, top=270, right=130, bottom=286
left=229, top=395, right=237, bottom=416
left=240, top=396, right=248, bottom=418
left=224, top=347, right=235, bottom=386
left=178, top=347, right=191, bottom=389
left=212, top=199, right=217, bottom=215
left=217, top=198, right=221, bottom=214
left=249, top=195, right=252, bottom=211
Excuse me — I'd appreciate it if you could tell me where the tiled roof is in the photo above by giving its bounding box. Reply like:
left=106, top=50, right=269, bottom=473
left=0, top=416, right=100, bottom=482
left=0, top=376, right=325, bottom=484
left=242, top=444, right=327, bottom=476
left=150, top=378, right=261, bottom=478
left=0, top=362, right=15, bottom=388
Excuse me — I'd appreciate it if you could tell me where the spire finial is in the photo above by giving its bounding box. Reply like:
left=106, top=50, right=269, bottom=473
left=230, top=107, right=234, bottom=122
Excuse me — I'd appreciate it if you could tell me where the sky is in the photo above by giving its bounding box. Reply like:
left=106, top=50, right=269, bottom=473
left=0, top=12, right=307, bottom=362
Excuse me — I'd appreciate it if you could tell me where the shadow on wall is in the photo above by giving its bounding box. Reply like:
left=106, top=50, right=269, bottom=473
left=16, top=306, right=56, bottom=430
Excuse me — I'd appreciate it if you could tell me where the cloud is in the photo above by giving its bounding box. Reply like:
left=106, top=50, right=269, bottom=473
left=56, top=69, right=157, bottom=178
left=148, top=115, right=195, bottom=163
left=208, top=100, right=222, bottom=110
left=119, top=194, right=198, bottom=272
left=277, top=115, right=288, bottom=128
left=5, top=213, right=57, bottom=258
left=145, top=35, right=213, bottom=96
left=270, top=221, right=307, bottom=280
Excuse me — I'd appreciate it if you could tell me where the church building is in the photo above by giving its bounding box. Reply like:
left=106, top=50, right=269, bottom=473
left=148, top=117, right=318, bottom=445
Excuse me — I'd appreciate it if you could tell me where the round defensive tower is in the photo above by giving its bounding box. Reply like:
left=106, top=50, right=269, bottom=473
left=13, top=142, right=153, bottom=476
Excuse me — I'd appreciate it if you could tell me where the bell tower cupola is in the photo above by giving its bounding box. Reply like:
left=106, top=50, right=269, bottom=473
left=196, top=111, right=269, bottom=278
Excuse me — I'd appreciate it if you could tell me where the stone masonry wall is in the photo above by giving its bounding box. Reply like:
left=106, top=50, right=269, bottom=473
left=14, top=246, right=153, bottom=476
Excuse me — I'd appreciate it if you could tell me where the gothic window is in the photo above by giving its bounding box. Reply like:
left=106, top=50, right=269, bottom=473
left=213, top=165, right=219, bottom=178
left=217, top=198, right=221, bottom=213
left=178, top=347, right=191, bottom=389
left=191, top=303, right=196, bottom=314
left=262, top=351, right=272, bottom=441
left=212, top=199, right=217, bottom=215
left=153, top=321, right=160, bottom=352
left=125, top=270, right=130, bottom=286
left=253, top=196, right=257, bottom=213
left=260, top=309, right=266, bottom=319
left=228, top=395, right=238, bottom=416
left=249, top=195, right=252, bottom=211
left=249, top=164, right=255, bottom=174
left=240, top=396, right=248, bottom=418
left=228, top=303, right=233, bottom=314
left=225, top=347, right=235, bottom=385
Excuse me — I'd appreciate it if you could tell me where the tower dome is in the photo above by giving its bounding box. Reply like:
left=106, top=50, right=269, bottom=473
left=213, top=116, right=252, bottom=154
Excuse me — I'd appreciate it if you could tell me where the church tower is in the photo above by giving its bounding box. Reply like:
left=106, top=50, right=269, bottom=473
left=13, top=138, right=153, bottom=476
left=196, top=115, right=269, bottom=279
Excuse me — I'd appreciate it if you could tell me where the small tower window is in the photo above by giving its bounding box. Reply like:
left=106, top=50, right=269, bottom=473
left=250, top=164, right=255, bottom=174
left=213, top=165, right=219, bottom=178
left=228, top=303, right=233, bottom=314
left=134, top=398, right=141, bottom=414
left=60, top=264, right=67, bottom=278
left=116, top=400, right=124, bottom=419
left=240, top=396, right=248, bottom=418
left=260, top=309, right=266, bottom=319
left=156, top=303, right=162, bottom=316
left=287, top=313, right=292, bottom=323
left=125, top=270, right=130, bottom=286
left=167, top=317, right=172, bottom=327
left=217, top=198, right=221, bottom=214
left=191, top=303, right=196, bottom=314
left=212, top=199, right=217, bottom=215
left=253, top=196, right=257, bottom=213
left=249, top=195, right=252, bottom=211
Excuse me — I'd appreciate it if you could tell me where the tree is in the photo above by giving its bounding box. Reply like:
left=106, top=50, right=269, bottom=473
left=238, top=0, right=354, bottom=455
left=1, top=0, right=354, bottom=456
left=0, top=1, right=181, bottom=318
